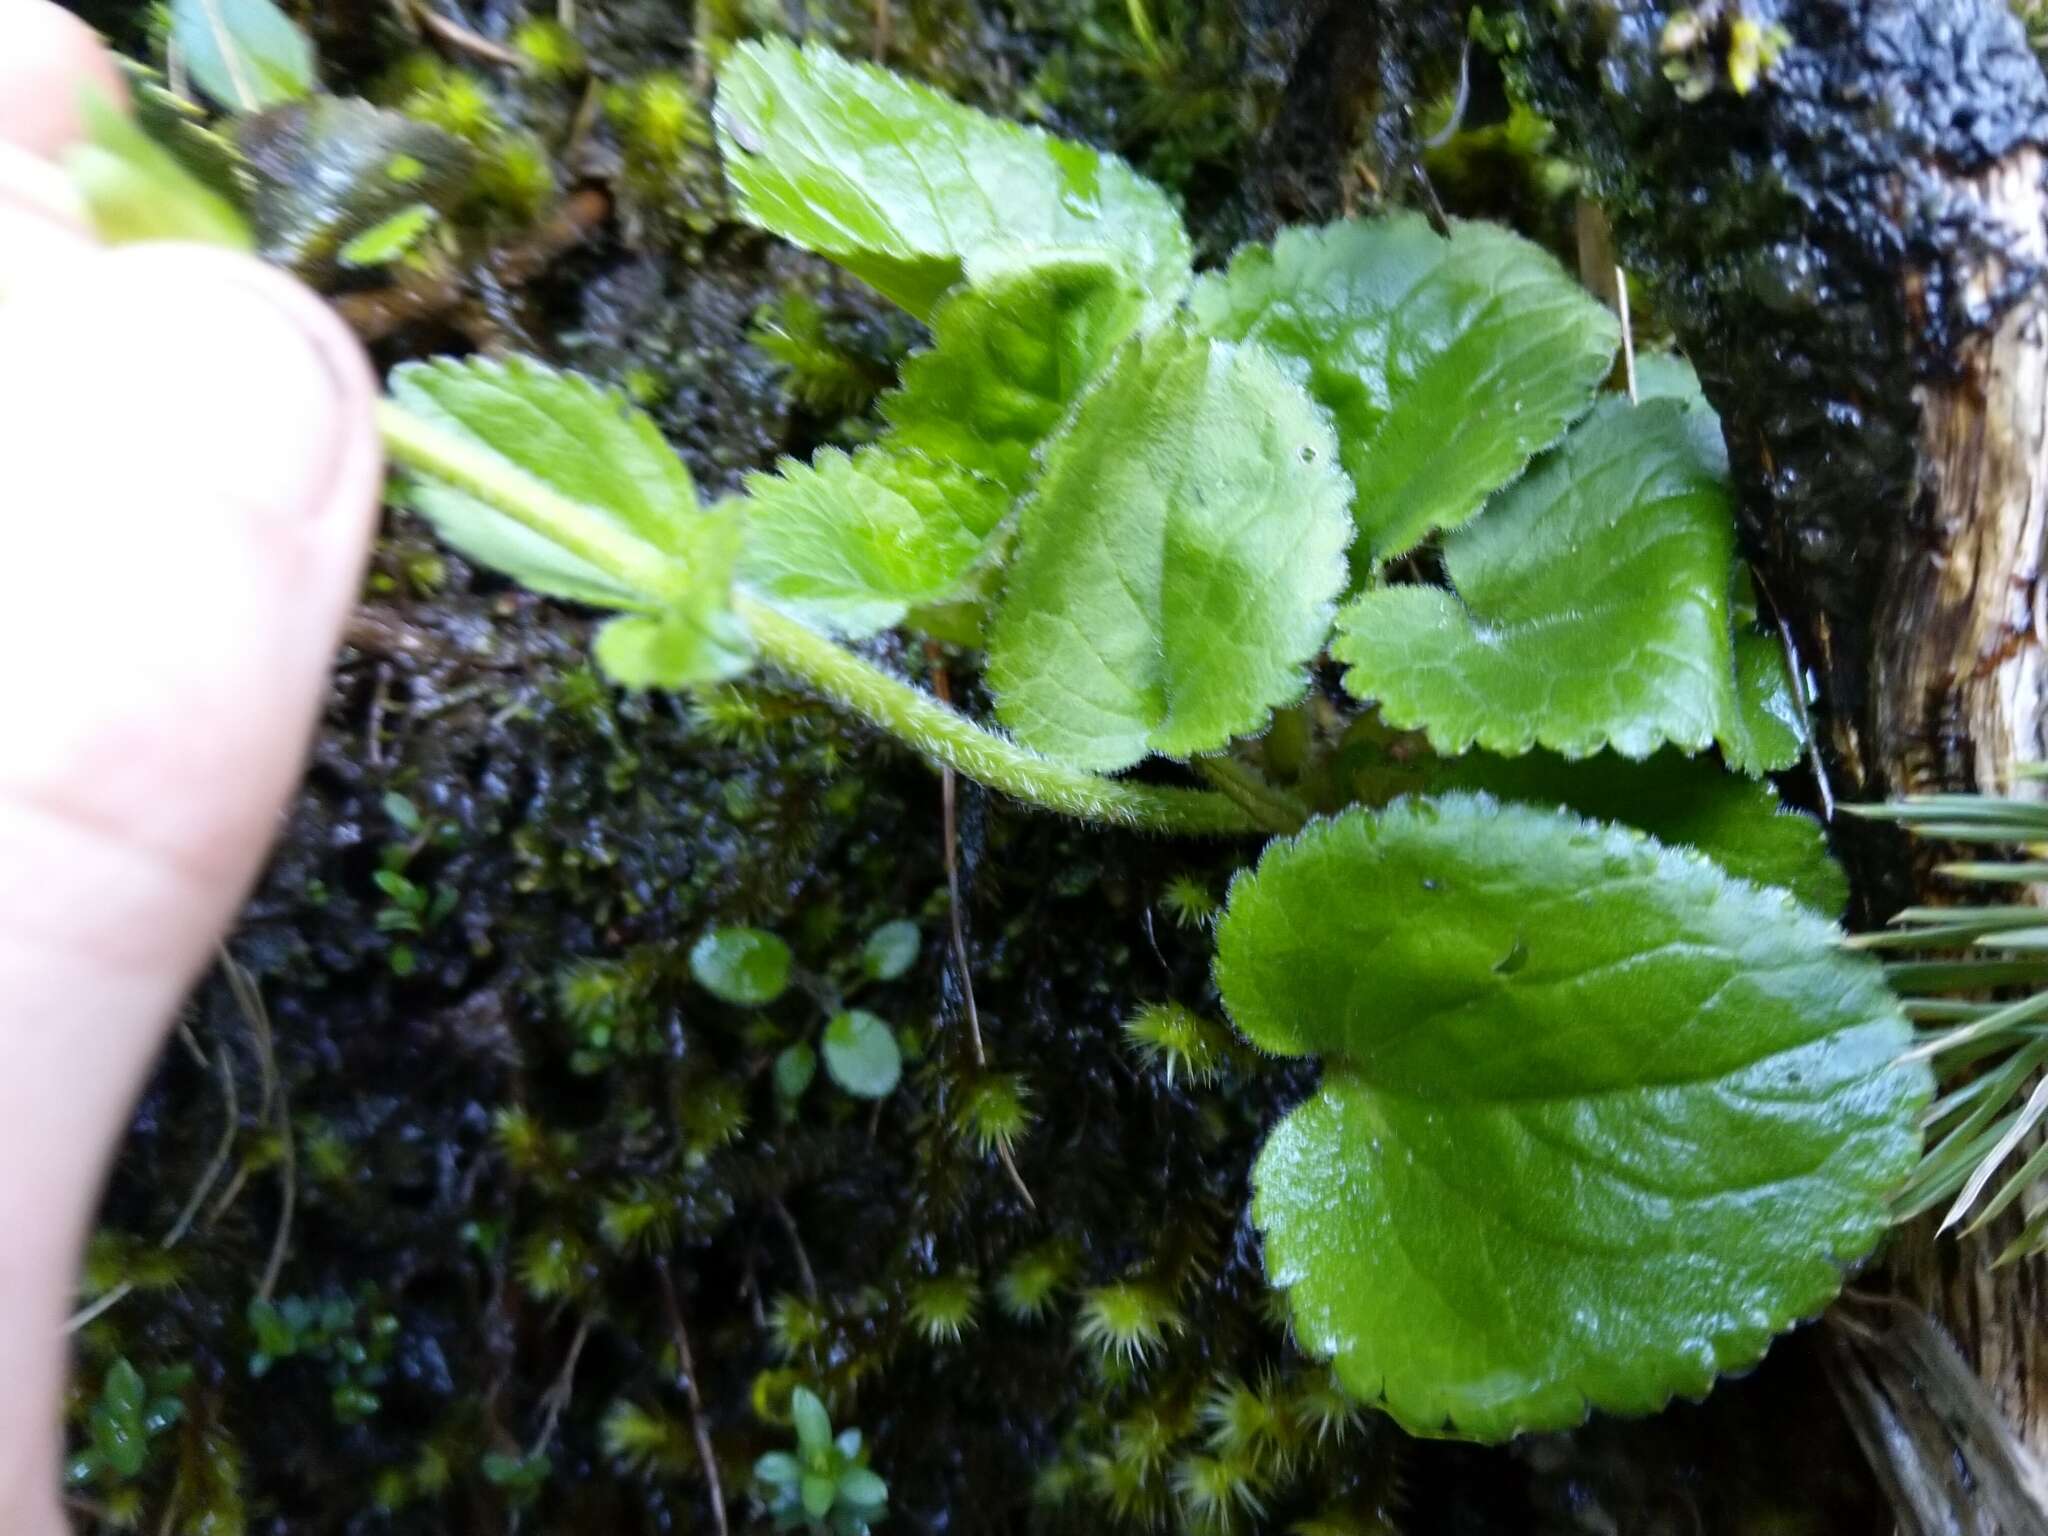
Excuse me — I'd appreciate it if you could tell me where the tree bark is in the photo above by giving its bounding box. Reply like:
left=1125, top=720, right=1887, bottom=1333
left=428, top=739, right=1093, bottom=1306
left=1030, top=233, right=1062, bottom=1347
left=1477, top=0, right=2048, bottom=1522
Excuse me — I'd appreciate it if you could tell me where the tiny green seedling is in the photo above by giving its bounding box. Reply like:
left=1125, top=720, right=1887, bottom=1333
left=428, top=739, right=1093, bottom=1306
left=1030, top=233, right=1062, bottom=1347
left=689, top=922, right=913, bottom=1103
left=753, top=1387, right=888, bottom=1535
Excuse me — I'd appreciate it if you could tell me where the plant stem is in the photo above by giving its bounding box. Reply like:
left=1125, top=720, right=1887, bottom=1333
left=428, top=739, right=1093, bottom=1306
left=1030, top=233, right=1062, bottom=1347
left=1195, top=756, right=1310, bottom=835
left=376, top=400, right=1260, bottom=837
left=739, top=598, right=1258, bottom=835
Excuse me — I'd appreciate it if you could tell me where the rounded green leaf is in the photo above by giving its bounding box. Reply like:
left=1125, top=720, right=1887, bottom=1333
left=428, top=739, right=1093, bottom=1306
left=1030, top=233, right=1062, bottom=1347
left=1190, top=215, right=1618, bottom=564
left=861, top=921, right=921, bottom=982
left=715, top=39, right=1191, bottom=321
left=790, top=1386, right=833, bottom=1458
left=838, top=1467, right=888, bottom=1511
left=1334, top=397, right=1755, bottom=764
left=688, top=927, right=792, bottom=1006
left=823, top=1011, right=902, bottom=1099
left=775, top=1042, right=818, bottom=1099
left=1726, top=615, right=1807, bottom=776
left=1215, top=795, right=1926, bottom=1441
left=754, top=1450, right=802, bottom=1488
left=987, top=330, right=1353, bottom=771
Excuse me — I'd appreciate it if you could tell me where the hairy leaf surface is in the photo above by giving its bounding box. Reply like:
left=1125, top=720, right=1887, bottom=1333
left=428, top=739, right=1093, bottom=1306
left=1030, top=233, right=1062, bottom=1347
left=715, top=39, right=1191, bottom=319
left=1432, top=749, right=1845, bottom=915
left=1334, top=397, right=1756, bottom=762
left=883, top=249, right=1146, bottom=496
left=171, top=0, right=316, bottom=110
left=1215, top=795, right=1924, bottom=1441
left=390, top=356, right=749, bottom=685
left=1190, top=216, right=1617, bottom=563
left=987, top=331, right=1352, bottom=771
left=737, top=447, right=1003, bottom=638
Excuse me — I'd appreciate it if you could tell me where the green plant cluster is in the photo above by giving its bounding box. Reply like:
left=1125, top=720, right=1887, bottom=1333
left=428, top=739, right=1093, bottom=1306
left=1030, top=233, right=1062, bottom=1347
left=64, top=0, right=1919, bottom=1530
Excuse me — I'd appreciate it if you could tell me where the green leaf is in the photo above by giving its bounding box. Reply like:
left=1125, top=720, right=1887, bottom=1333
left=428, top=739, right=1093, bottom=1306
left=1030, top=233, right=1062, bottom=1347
left=1189, top=215, right=1617, bottom=564
left=987, top=330, right=1353, bottom=771
left=1215, top=795, right=1926, bottom=1441
left=801, top=1473, right=838, bottom=1519
left=861, top=921, right=921, bottom=982
left=1636, top=356, right=1805, bottom=776
left=388, top=357, right=745, bottom=678
left=1333, top=397, right=1757, bottom=763
left=837, top=1467, right=888, bottom=1511
left=822, top=1010, right=902, bottom=1099
left=754, top=1450, right=802, bottom=1488
left=882, top=249, right=1147, bottom=497
left=1724, top=602, right=1807, bottom=777
left=171, top=0, right=317, bottom=111
left=592, top=573, right=753, bottom=690
left=774, top=1042, right=817, bottom=1099
left=789, top=1387, right=833, bottom=1459
left=736, top=447, right=1003, bottom=639
left=714, top=39, right=1191, bottom=320
left=1431, top=748, right=1846, bottom=916
left=338, top=201, right=436, bottom=267
left=688, top=927, right=792, bottom=1006
left=62, top=93, right=253, bottom=254
left=103, top=1360, right=148, bottom=1418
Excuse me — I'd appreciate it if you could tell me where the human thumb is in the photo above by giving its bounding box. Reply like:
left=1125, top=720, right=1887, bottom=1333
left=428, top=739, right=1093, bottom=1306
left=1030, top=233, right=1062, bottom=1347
left=0, top=244, right=379, bottom=1520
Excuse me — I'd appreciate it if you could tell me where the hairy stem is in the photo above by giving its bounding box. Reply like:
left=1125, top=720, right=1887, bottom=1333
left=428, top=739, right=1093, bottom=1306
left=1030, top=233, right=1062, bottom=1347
left=376, top=400, right=1260, bottom=838
left=738, top=599, right=1258, bottom=835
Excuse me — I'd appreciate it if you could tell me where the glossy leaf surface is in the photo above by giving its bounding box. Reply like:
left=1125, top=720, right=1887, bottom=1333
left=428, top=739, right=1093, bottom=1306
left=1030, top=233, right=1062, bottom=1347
left=1190, top=216, right=1616, bottom=563
left=1216, top=795, right=1924, bottom=1440
left=715, top=39, right=1190, bottom=319
left=987, top=331, right=1352, bottom=771
left=1334, top=398, right=1756, bottom=763
left=861, top=922, right=921, bottom=982
left=689, top=927, right=792, bottom=1006
left=823, top=1010, right=902, bottom=1098
left=1433, top=748, right=1846, bottom=915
